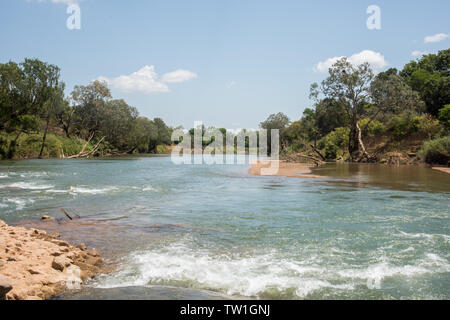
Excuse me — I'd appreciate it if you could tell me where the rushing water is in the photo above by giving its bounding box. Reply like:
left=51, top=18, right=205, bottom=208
left=0, top=156, right=449, bottom=299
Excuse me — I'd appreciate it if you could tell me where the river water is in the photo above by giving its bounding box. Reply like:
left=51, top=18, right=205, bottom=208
left=0, top=156, right=449, bottom=299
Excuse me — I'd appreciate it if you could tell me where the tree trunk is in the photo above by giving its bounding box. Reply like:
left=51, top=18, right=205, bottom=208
left=348, top=120, right=360, bottom=162
left=356, top=123, right=372, bottom=162
left=38, top=114, right=51, bottom=159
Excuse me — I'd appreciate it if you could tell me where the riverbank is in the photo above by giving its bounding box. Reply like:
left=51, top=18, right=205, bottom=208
left=433, top=167, right=450, bottom=174
left=248, top=160, right=322, bottom=178
left=0, top=220, right=105, bottom=300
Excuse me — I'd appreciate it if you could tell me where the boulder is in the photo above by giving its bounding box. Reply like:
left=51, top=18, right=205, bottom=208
left=87, top=249, right=100, bottom=257
left=52, top=257, right=71, bottom=272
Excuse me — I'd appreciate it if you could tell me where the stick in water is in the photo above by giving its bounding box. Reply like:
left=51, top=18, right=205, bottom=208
left=61, top=209, right=73, bottom=220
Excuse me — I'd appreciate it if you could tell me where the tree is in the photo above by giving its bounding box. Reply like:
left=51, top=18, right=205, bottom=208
left=128, top=117, right=158, bottom=153
left=71, top=80, right=112, bottom=140
left=99, top=99, right=138, bottom=151
left=0, top=59, right=55, bottom=133
left=260, top=112, right=290, bottom=154
left=439, top=105, right=450, bottom=130
left=400, top=49, right=450, bottom=116
left=369, top=73, right=425, bottom=124
left=315, top=98, right=349, bottom=136
left=153, top=118, right=172, bottom=145
left=310, top=58, right=374, bottom=161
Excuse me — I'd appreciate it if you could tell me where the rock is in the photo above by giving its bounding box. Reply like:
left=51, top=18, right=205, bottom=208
left=49, top=232, right=61, bottom=239
left=0, top=274, right=13, bottom=300
left=87, top=249, right=100, bottom=257
left=86, top=256, right=103, bottom=267
left=28, top=268, right=40, bottom=275
left=52, top=240, right=70, bottom=247
left=0, top=259, right=4, bottom=268
left=76, top=243, right=87, bottom=251
left=52, top=257, right=71, bottom=272
left=0, top=220, right=6, bottom=228
left=41, top=215, right=55, bottom=221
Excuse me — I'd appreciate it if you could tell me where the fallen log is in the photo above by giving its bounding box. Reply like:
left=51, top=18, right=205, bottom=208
left=67, top=135, right=105, bottom=159
left=310, top=144, right=326, bottom=161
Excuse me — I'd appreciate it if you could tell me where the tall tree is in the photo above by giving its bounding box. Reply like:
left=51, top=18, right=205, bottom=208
left=260, top=112, right=290, bottom=154
left=400, top=49, right=450, bottom=116
left=71, top=80, right=112, bottom=140
left=310, top=58, right=374, bottom=161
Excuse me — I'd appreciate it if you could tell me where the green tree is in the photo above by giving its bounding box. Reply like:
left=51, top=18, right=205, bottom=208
left=260, top=112, right=290, bottom=154
left=438, top=105, right=450, bottom=130
left=400, top=49, right=450, bottom=116
left=310, top=58, right=374, bottom=161
left=71, top=80, right=112, bottom=140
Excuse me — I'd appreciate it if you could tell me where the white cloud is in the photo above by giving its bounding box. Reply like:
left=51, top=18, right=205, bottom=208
left=411, top=50, right=427, bottom=57
left=226, top=81, right=236, bottom=89
left=161, top=70, right=197, bottom=83
left=424, top=33, right=449, bottom=43
left=97, top=65, right=197, bottom=94
left=314, top=50, right=388, bottom=73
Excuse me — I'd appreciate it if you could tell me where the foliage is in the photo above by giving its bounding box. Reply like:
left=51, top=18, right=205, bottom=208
left=0, top=58, right=174, bottom=159
left=438, top=105, right=450, bottom=130
left=358, top=118, right=384, bottom=137
left=318, top=127, right=349, bottom=159
left=400, top=49, right=450, bottom=116
left=418, top=136, right=450, bottom=164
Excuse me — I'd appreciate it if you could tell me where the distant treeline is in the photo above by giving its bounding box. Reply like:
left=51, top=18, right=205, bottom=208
left=0, top=59, right=173, bottom=159
left=259, top=48, right=450, bottom=165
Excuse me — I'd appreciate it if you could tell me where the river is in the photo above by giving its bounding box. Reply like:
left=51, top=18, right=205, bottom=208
left=0, top=156, right=449, bottom=299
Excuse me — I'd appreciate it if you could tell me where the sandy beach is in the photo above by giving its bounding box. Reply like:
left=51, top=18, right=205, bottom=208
left=248, top=160, right=322, bottom=178
left=432, top=167, right=450, bottom=174
left=0, top=220, right=105, bottom=300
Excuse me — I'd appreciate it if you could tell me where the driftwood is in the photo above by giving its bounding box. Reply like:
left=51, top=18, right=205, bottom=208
left=60, top=208, right=81, bottom=221
left=61, top=209, right=73, bottom=220
left=282, top=153, right=325, bottom=166
left=67, top=134, right=105, bottom=159
left=310, top=144, right=326, bottom=161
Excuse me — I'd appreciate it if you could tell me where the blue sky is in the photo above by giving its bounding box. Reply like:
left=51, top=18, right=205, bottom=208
left=1, top=0, right=449, bottom=129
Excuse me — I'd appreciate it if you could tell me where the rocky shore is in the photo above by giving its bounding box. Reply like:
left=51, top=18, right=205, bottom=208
left=0, top=220, right=105, bottom=300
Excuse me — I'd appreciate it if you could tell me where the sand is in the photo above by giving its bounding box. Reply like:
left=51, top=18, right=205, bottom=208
left=249, top=160, right=322, bottom=178
left=0, top=220, right=105, bottom=300
left=432, top=167, right=450, bottom=174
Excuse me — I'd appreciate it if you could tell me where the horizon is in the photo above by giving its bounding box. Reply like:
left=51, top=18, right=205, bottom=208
left=1, top=0, right=449, bottom=130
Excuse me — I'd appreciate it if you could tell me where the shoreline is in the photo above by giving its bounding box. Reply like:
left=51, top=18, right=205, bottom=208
left=432, top=167, right=450, bottom=174
left=0, top=220, right=105, bottom=300
left=248, top=160, right=323, bottom=178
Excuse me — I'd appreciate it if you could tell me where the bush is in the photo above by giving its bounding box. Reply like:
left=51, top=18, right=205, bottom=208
left=0, top=132, right=91, bottom=159
left=418, top=136, right=450, bottom=164
left=156, top=144, right=169, bottom=154
left=358, top=118, right=385, bottom=137
left=410, top=114, right=442, bottom=139
left=387, top=114, right=412, bottom=138
left=318, top=127, right=349, bottom=159
left=439, top=105, right=450, bottom=130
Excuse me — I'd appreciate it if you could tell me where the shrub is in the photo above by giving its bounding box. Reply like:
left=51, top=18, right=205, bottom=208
left=387, top=114, right=412, bottom=138
left=418, top=136, right=450, bottom=164
left=319, top=127, right=349, bottom=159
left=439, top=105, right=450, bottom=130
left=410, top=114, right=442, bottom=139
left=358, top=118, right=385, bottom=137
left=156, top=145, right=169, bottom=154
